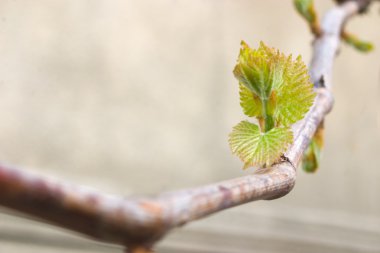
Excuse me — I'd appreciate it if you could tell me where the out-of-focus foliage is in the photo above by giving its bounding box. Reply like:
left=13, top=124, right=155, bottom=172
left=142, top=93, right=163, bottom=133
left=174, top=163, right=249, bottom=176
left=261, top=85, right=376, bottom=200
left=302, top=122, right=324, bottom=173
left=343, top=32, right=374, bottom=53
left=294, top=0, right=317, bottom=24
left=294, top=0, right=374, bottom=53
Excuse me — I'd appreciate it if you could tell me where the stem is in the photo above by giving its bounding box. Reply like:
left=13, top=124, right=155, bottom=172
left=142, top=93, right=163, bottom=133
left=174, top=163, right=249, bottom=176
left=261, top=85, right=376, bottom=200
left=262, top=98, right=274, bottom=132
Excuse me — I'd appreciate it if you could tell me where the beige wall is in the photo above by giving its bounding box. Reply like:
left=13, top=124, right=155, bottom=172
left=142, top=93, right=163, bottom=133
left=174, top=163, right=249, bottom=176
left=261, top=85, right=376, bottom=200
left=0, top=1, right=379, bottom=252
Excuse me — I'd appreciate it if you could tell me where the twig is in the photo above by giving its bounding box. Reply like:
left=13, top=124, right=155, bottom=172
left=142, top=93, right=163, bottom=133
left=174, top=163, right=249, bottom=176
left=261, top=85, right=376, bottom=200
left=0, top=1, right=367, bottom=251
left=310, top=1, right=361, bottom=88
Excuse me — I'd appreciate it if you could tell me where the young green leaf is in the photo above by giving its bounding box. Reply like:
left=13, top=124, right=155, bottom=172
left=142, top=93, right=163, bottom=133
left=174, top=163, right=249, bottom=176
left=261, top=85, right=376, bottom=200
left=229, top=121, right=293, bottom=168
left=274, top=55, right=316, bottom=126
left=239, top=83, right=263, bottom=118
left=234, top=41, right=316, bottom=129
left=233, top=41, right=273, bottom=99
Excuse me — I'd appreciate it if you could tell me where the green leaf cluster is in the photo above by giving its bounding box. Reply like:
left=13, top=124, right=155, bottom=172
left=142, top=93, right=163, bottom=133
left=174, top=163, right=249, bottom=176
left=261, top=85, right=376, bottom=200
left=229, top=41, right=316, bottom=169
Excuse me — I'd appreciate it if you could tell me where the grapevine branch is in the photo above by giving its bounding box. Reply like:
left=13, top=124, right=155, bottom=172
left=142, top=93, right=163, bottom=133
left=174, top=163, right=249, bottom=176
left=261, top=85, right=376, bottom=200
left=0, top=1, right=372, bottom=252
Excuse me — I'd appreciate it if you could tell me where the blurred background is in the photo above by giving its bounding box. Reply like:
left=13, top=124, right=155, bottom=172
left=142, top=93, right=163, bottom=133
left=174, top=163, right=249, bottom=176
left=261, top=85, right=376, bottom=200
left=0, top=0, right=379, bottom=252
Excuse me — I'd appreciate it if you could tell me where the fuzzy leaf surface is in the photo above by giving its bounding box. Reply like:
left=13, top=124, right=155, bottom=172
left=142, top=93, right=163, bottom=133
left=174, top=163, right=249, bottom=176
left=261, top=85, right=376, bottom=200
left=233, top=41, right=316, bottom=127
left=233, top=41, right=277, bottom=99
left=274, top=55, right=316, bottom=126
left=239, top=84, right=263, bottom=117
left=229, top=121, right=293, bottom=168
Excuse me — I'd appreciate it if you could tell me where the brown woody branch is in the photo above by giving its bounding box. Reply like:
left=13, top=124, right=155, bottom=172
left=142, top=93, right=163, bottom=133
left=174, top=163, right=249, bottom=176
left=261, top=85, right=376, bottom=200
left=0, top=1, right=369, bottom=252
